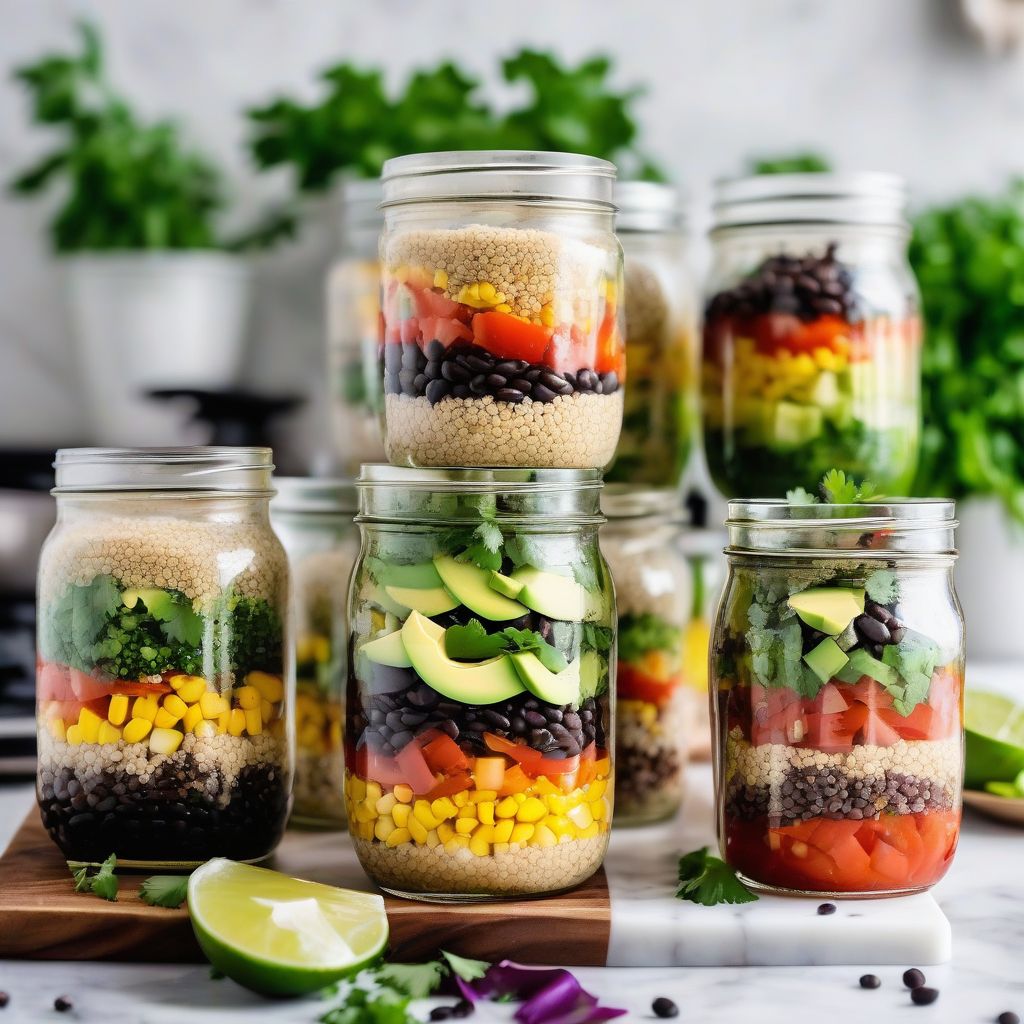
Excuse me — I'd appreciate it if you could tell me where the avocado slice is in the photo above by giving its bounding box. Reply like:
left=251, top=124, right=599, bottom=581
left=510, top=650, right=581, bottom=706
left=401, top=610, right=525, bottom=704
left=803, top=637, right=849, bottom=684
left=578, top=649, right=605, bottom=700
left=510, top=566, right=607, bottom=623
left=489, top=569, right=524, bottom=601
left=384, top=585, right=459, bottom=617
left=372, top=561, right=444, bottom=590
left=433, top=555, right=526, bottom=621
left=360, top=630, right=411, bottom=668
left=364, top=581, right=412, bottom=618
left=787, top=586, right=865, bottom=635
left=837, top=647, right=899, bottom=688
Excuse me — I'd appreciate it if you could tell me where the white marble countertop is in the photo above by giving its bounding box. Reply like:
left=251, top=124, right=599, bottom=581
left=0, top=763, right=1022, bottom=1024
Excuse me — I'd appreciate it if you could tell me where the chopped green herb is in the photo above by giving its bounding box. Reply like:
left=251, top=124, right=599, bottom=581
left=864, top=569, right=900, bottom=605
left=618, top=613, right=680, bottom=664
left=676, top=847, right=758, bottom=907
left=139, top=874, right=189, bottom=909
left=881, top=630, right=940, bottom=716
left=440, top=950, right=489, bottom=982
left=820, top=469, right=878, bottom=505
left=444, top=620, right=568, bottom=672
left=785, top=486, right=819, bottom=506
left=373, top=960, right=444, bottom=999
left=69, top=853, right=118, bottom=902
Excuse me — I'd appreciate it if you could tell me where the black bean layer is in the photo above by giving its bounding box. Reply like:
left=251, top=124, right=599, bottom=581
left=38, top=760, right=288, bottom=863
left=725, top=768, right=956, bottom=825
left=615, top=738, right=682, bottom=808
left=705, top=243, right=859, bottom=323
left=382, top=341, right=619, bottom=405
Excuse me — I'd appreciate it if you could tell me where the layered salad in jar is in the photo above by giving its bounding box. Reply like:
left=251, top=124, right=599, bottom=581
left=703, top=243, right=920, bottom=495
left=36, top=514, right=290, bottom=865
left=715, top=558, right=962, bottom=895
left=380, top=224, right=624, bottom=469
left=346, top=506, right=615, bottom=898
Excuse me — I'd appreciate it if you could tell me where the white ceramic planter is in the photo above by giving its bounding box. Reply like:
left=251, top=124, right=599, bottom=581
left=955, top=496, right=1024, bottom=660
left=65, top=252, right=251, bottom=445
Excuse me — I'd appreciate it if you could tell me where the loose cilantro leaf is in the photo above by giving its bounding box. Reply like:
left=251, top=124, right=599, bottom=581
left=676, top=847, right=758, bottom=906
left=138, top=589, right=203, bottom=647
left=820, top=469, right=878, bottom=504
left=373, top=961, right=444, bottom=999
left=864, top=569, right=900, bottom=605
left=440, top=950, right=489, bottom=982
left=618, top=613, right=680, bottom=664
left=444, top=620, right=567, bottom=672
left=501, top=626, right=569, bottom=672
left=69, top=853, right=118, bottom=901
left=572, top=559, right=600, bottom=593
left=139, top=874, right=189, bottom=909
left=320, top=986, right=414, bottom=1024
left=785, top=486, right=820, bottom=505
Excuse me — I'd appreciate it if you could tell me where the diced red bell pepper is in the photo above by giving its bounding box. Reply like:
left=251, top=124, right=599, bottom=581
left=617, top=664, right=678, bottom=706
left=424, top=772, right=473, bottom=800
left=412, top=286, right=469, bottom=322
left=421, top=734, right=469, bottom=775
left=418, top=315, right=473, bottom=348
left=483, top=732, right=580, bottom=776
left=472, top=312, right=552, bottom=363
left=399, top=316, right=420, bottom=345
left=869, top=838, right=910, bottom=883
left=37, top=662, right=73, bottom=701
left=594, top=309, right=624, bottom=376
left=497, top=764, right=533, bottom=796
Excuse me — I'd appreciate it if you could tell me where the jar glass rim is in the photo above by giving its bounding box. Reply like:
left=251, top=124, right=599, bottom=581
left=727, top=498, right=955, bottom=525
left=357, top=464, right=603, bottom=493
left=53, top=447, right=275, bottom=495
left=272, top=476, right=357, bottom=514
left=615, top=181, right=684, bottom=233
left=602, top=485, right=684, bottom=520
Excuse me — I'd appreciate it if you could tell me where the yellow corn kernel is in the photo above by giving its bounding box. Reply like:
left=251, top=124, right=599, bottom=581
left=430, top=797, right=458, bottom=821
left=444, top=835, right=470, bottom=854
left=493, top=819, right=515, bottom=843
left=587, top=779, right=608, bottom=801
left=577, top=822, right=601, bottom=840
left=478, top=281, right=496, bottom=302
left=375, top=816, right=396, bottom=842
left=356, top=821, right=375, bottom=841
left=261, top=698, right=275, bottom=722
left=172, top=676, right=208, bottom=703
left=407, top=814, right=429, bottom=845
left=531, top=824, right=557, bottom=848
left=495, top=796, right=519, bottom=818
left=162, top=694, right=188, bottom=720
left=97, top=721, right=121, bottom=745
left=458, top=805, right=477, bottom=820
left=193, top=720, right=217, bottom=739
left=533, top=776, right=560, bottom=797
left=227, top=708, right=246, bottom=737
left=455, top=818, right=476, bottom=835
left=477, top=801, right=495, bottom=826
left=107, top=694, right=129, bottom=727
left=590, top=798, right=608, bottom=821
left=247, top=671, right=284, bottom=703
left=376, top=793, right=398, bottom=816
left=392, top=804, right=411, bottom=829
left=540, top=303, right=555, bottom=327
left=393, top=784, right=414, bottom=804
left=199, top=692, right=228, bottom=718
left=132, top=696, right=159, bottom=723
left=366, top=781, right=382, bottom=802
left=545, top=794, right=569, bottom=815
left=216, top=710, right=230, bottom=734
left=235, top=685, right=260, bottom=710
left=567, top=802, right=594, bottom=830
left=469, top=834, right=491, bottom=857
left=544, top=815, right=573, bottom=838
left=149, top=727, right=183, bottom=755
left=65, top=724, right=83, bottom=746
left=453, top=791, right=470, bottom=807
left=516, top=797, right=546, bottom=823
left=122, top=718, right=152, bottom=743
left=49, top=717, right=67, bottom=741
left=426, top=829, right=441, bottom=848
left=183, top=704, right=203, bottom=733
left=77, top=707, right=102, bottom=743
left=385, top=827, right=412, bottom=848
left=153, top=709, right=179, bottom=729
left=509, top=823, right=535, bottom=843
left=244, top=708, right=263, bottom=736
left=354, top=800, right=376, bottom=824
left=514, top=793, right=527, bottom=804
left=470, top=789, right=497, bottom=803
left=349, top=776, right=367, bottom=803
left=437, top=822, right=456, bottom=844
left=473, top=824, right=495, bottom=843
left=433, top=268, right=449, bottom=289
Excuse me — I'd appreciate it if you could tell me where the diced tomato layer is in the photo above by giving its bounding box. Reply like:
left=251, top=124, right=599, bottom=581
left=472, top=312, right=553, bottom=364
left=724, top=811, right=959, bottom=893
left=483, top=732, right=580, bottom=777
left=618, top=664, right=681, bottom=706
left=37, top=661, right=172, bottom=702
left=420, top=734, right=469, bottom=775
left=424, top=772, right=473, bottom=800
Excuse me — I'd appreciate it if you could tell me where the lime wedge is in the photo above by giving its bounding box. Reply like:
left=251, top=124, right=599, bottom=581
left=965, top=691, right=1024, bottom=790
left=188, top=859, right=388, bottom=996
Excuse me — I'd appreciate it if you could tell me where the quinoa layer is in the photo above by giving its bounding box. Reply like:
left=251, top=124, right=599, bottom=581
left=615, top=693, right=686, bottom=821
left=601, top=534, right=691, bottom=622
left=384, top=391, right=623, bottom=469
left=293, top=749, right=346, bottom=826
left=352, top=834, right=607, bottom=898
left=40, top=513, right=288, bottom=605
left=724, top=731, right=961, bottom=824
left=384, top=225, right=615, bottom=322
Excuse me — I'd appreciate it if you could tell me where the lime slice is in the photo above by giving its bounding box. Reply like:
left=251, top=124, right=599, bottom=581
left=188, top=859, right=388, bottom=996
left=965, top=691, right=1024, bottom=790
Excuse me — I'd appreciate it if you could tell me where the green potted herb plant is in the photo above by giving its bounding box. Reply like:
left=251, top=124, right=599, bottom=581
left=9, top=23, right=256, bottom=444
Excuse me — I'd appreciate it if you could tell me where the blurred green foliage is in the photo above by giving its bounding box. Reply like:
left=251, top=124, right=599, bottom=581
left=749, top=152, right=831, bottom=175
left=246, top=49, right=663, bottom=191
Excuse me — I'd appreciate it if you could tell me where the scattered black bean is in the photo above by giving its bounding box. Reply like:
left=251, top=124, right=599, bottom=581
left=451, top=1000, right=475, bottom=1018
left=441, top=360, right=470, bottom=383
left=652, top=997, right=679, bottom=1018
left=495, top=388, right=525, bottom=404
left=426, top=379, right=452, bottom=405
left=817, top=902, right=837, bottom=915
left=532, top=384, right=558, bottom=403
left=855, top=614, right=891, bottom=645
left=998, top=1013, right=1020, bottom=1024
left=859, top=974, right=881, bottom=989
left=911, top=987, right=939, bottom=1006
left=903, top=968, right=926, bottom=990
left=430, top=1008, right=454, bottom=1021
left=54, top=996, right=73, bottom=1013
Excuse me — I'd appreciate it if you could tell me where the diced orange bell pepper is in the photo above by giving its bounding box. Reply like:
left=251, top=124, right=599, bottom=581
left=421, top=734, right=469, bottom=775
left=497, top=764, right=533, bottom=796
left=424, top=772, right=474, bottom=801
left=473, top=756, right=506, bottom=792
left=472, top=312, right=553, bottom=363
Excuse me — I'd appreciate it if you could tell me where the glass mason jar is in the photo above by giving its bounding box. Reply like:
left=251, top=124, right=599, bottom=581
left=271, top=478, right=358, bottom=828
left=712, top=500, right=964, bottom=897
left=606, top=182, right=696, bottom=488
left=702, top=174, right=921, bottom=497
left=326, top=179, right=387, bottom=474
left=36, top=448, right=292, bottom=867
left=602, top=489, right=690, bottom=824
left=379, top=151, right=625, bottom=470
left=346, top=466, right=616, bottom=900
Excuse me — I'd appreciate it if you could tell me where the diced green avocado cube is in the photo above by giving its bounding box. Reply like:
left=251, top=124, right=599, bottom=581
left=844, top=648, right=899, bottom=688
left=810, top=371, right=841, bottom=410
left=803, top=637, right=849, bottom=684
left=488, top=570, right=524, bottom=601
left=787, top=587, right=865, bottom=635
left=772, top=401, right=823, bottom=448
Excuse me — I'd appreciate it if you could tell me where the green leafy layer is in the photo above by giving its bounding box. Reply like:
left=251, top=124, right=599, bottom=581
left=444, top=619, right=568, bottom=673
left=618, top=613, right=680, bottom=664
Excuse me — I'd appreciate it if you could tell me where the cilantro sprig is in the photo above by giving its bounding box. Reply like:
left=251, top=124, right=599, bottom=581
left=445, top=620, right=569, bottom=673
left=786, top=469, right=880, bottom=506
left=139, top=875, right=189, bottom=909
left=676, top=847, right=757, bottom=907
left=69, top=853, right=118, bottom=902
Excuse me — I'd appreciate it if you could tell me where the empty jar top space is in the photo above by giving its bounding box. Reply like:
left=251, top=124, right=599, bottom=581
left=52, top=447, right=275, bottom=495
left=272, top=477, right=357, bottom=516
left=615, top=181, right=684, bottom=233
left=726, top=499, right=957, bottom=557
left=381, top=150, right=617, bottom=209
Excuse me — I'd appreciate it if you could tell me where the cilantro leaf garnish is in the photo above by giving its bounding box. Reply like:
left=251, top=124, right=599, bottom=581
left=785, top=486, right=819, bottom=505
left=819, top=469, right=879, bottom=504
left=880, top=629, right=940, bottom=716
left=69, top=853, right=118, bottom=902
left=139, top=874, right=189, bottom=909
left=440, top=950, right=489, bottom=982
left=864, top=569, right=900, bottom=605
left=676, top=847, right=758, bottom=906
left=444, top=620, right=568, bottom=672
left=373, top=961, right=445, bottom=999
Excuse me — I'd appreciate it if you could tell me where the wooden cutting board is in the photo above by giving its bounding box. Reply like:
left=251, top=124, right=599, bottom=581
left=0, top=810, right=610, bottom=965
